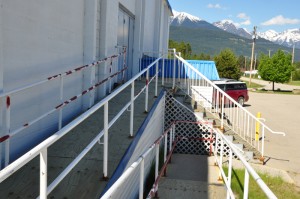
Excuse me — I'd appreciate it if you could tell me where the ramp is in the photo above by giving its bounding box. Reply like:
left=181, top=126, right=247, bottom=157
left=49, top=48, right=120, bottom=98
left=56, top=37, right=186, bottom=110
left=156, top=154, right=226, bottom=199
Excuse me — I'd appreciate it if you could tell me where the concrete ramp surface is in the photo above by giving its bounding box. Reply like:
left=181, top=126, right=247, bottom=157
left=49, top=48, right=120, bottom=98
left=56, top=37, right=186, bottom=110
left=156, top=154, right=226, bottom=199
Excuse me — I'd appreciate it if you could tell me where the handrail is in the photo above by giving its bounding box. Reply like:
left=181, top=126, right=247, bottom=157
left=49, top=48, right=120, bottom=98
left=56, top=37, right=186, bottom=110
left=101, top=119, right=277, bottom=199
left=0, top=50, right=127, bottom=167
left=175, top=54, right=285, bottom=137
left=215, top=128, right=277, bottom=199
left=0, top=51, right=125, bottom=98
left=0, top=67, right=128, bottom=143
left=0, top=53, right=165, bottom=199
left=172, top=53, right=285, bottom=159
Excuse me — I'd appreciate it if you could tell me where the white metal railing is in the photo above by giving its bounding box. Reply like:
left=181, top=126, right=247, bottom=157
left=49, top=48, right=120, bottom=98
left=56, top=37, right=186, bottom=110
left=0, top=49, right=280, bottom=198
left=0, top=52, right=167, bottom=199
left=101, top=120, right=277, bottom=199
left=101, top=121, right=176, bottom=199
left=0, top=48, right=127, bottom=169
left=213, top=127, right=277, bottom=199
left=172, top=53, right=285, bottom=159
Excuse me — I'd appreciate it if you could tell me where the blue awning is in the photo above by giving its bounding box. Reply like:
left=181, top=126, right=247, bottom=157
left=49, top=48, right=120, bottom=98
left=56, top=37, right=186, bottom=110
left=186, top=60, right=220, bottom=81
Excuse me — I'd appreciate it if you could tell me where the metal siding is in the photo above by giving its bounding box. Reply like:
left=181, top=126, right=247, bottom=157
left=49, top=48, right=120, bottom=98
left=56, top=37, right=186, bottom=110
left=1, top=0, right=85, bottom=162
left=140, top=59, right=220, bottom=80
left=186, top=60, right=220, bottom=80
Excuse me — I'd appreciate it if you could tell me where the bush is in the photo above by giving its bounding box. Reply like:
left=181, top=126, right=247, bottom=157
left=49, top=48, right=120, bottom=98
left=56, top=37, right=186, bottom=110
left=292, top=69, right=300, bottom=81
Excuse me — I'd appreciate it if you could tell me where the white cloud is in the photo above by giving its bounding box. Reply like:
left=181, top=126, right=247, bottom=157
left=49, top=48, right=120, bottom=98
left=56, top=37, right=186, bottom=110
left=236, top=13, right=251, bottom=26
left=207, top=3, right=221, bottom=9
left=237, top=13, right=250, bottom=20
left=261, top=15, right=300, bottom=26
left=241, top=19, right=251, bottom=25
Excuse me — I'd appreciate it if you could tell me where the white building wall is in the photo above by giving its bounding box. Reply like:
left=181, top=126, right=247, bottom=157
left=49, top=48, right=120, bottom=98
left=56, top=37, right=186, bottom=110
left=0, top=0, right=172, bottom=164
left=142, top=1, right=157, bottom=53
left=0, top=0, right=87, bottom=162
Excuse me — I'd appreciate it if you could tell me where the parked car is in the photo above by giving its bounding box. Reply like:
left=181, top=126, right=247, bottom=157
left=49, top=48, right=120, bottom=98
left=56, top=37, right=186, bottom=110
left=213, top=79, right=249, bottom=106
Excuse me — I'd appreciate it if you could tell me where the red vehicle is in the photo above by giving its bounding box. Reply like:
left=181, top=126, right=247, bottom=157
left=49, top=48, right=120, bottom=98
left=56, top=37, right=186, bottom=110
left=213, top=79, right=249, bottom=106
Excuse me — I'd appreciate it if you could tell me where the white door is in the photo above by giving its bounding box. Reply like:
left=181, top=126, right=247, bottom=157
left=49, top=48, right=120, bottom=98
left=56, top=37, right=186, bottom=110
left=118, top=8, right=134, bottom=81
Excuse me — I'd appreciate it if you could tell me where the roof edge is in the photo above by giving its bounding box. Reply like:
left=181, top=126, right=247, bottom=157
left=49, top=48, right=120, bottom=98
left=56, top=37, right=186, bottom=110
left=165, top=0, right=173, bottom=16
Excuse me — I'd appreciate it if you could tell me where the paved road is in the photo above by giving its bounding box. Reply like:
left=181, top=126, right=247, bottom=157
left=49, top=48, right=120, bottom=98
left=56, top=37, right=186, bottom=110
left=240, top=76, right=300, bottom=91
left=245, top=91, right=300, bottom=185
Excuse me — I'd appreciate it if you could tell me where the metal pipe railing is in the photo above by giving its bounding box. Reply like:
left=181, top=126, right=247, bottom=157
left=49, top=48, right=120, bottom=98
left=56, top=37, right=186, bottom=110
left=0, top=50, right=127, bottom=168
left=101, top=120, right=277, bottom=199
left=172, top=53, right=285, bottom=159
left=214, top=128, right=277, bottom=199
left=0, top=53, right=165, bottom=199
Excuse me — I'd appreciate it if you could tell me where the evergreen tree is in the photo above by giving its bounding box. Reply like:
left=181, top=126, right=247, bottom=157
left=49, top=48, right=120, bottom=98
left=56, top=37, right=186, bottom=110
left=214, top=49, right=240, bottom=80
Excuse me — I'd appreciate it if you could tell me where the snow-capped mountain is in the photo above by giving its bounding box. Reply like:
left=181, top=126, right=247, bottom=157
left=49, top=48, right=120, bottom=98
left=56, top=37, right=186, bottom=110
left=170, top=10, right=300, bottom=49
left=170, top=10, right=219, bottom=30
left=213, top=20, right=252, bottom=39
left=258, top=29, right=300, bottom=49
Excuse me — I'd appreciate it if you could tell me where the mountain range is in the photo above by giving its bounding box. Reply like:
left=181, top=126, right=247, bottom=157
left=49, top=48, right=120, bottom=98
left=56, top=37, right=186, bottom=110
left=170, top=11, right=300, bottom=61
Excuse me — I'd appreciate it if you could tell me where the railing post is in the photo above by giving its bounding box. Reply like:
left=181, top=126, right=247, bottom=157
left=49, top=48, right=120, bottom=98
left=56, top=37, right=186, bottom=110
left=122, top=47, right=127, bottom=82
left=178, top=52, right=181, bottom=83
left=214, top=133, right=218, bottom=165
left=261, top=126, right=265, bottom=160
left=5, top=96, right=11, bottom=166
left=244, top=169, right=250, bottom=199
left=218, top=139, right=224, bottom=181
left=139, top=158, right=145, bottom=199
left=162, top=55, right=165, bottom=86
left=227, top=149, right=233, bottom=199
left=172, top=49, right=176, bottom=90
left=130, top=81, right=135, bottom=137
left=164, top=134, right=167, bottom=162
left=89, top=65, right=96, bottom=108
left=187, top=67, right=190, bottom=95
left=172, top=123, right=176, bottom=141
left=221, top=94, right=225, bottom=130
left=59, top=75, right=63, bottom=130
left=145, top=70, right=149, bottom=113
left=109, top=58, right=112, bottom=94
left=103, top=102, right=109, bottom=179
left=5, top=140, right=9, bottom=167
left=169, top=127, right=173, bottom=152
left=155, top=143, right=159, bottom=196
left=155, top=61, right=158, bottom=97
left=40, top=148, right=47, bottom=199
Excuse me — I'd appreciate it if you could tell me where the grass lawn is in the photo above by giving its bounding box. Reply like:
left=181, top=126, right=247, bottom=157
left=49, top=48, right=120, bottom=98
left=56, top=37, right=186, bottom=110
left=288, top=81, right=300, bottom=86
left=224, top=168, right=300, bottom=199
left=241, top=80, right=263, bottom=89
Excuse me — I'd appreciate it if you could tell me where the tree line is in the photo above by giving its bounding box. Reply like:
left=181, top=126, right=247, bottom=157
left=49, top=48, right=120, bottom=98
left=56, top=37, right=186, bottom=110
left=169, top=39, right=299, bottom=90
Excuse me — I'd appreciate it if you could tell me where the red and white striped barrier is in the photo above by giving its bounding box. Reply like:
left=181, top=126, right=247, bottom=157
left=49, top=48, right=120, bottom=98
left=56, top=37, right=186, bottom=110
left=0, top=66, right=128, bottom=144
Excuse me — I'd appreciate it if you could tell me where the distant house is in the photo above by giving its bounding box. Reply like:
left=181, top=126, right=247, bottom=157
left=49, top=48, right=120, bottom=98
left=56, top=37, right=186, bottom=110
left=0, top=0, right=172, bottom=165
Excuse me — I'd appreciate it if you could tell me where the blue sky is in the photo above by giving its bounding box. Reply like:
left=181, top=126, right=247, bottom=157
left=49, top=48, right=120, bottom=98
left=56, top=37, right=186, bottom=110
left=168, top=0, right=300, bottom=33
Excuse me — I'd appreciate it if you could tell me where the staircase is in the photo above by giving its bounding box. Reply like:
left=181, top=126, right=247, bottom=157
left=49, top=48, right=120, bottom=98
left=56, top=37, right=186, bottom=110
left=173, top=88, right=260, bottom=162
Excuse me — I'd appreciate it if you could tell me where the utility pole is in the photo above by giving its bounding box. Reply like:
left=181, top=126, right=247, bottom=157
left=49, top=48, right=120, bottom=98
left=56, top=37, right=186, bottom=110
left=291, top=43, right=295, bottom=81
left=249, top=26, right=257, bottom=86
left=268, top=49, right=272, bottom=58
left=292, top=44, right=295, bottom=64
left=254, top=53, right=257, bottom=71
